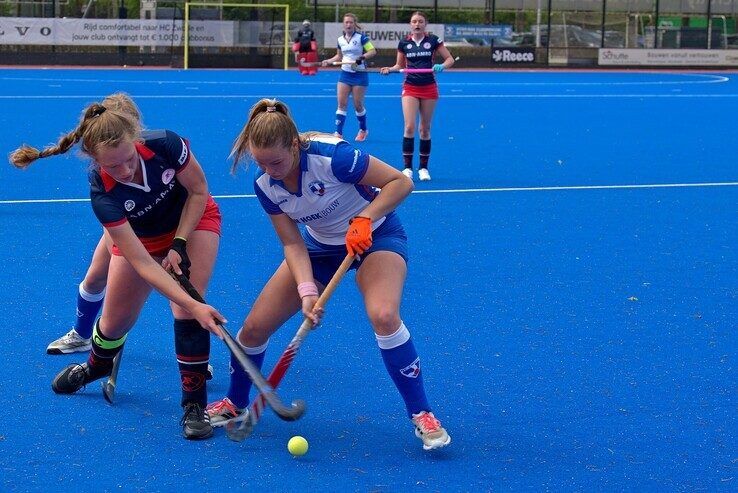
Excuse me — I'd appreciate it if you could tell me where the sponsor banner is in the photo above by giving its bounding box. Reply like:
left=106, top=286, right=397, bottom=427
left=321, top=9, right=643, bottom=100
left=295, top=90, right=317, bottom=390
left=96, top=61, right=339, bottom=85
left=599, top=48, right=738, bottom=66
left=445, top=24, right=513, bottom=40
left=323, top=22, right=444, bottom=50
left=0, top=17, right=233, bottom=47
left=491, top=47, right=536, bottom=64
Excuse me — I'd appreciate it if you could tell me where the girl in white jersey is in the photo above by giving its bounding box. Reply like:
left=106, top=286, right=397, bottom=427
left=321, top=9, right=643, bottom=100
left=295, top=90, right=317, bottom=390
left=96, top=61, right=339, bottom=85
left=206, top=98, right=451, bottom=451
left=321, top=13, right=376, bottom=142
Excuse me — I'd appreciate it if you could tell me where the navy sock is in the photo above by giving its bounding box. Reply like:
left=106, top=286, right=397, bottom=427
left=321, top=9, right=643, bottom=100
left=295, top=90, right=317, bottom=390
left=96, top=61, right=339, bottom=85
left=87, top=318, right=126, bottom=379
left=174, top=318, right=210, bottom=407
left=226, top=334, right=268, bottom=409
left=75, top=283, right=105, bottom=339
left=335, top=110, right=347, bottom=136
left=356, top=109, right=367, bottom=131
left=402, top=137, right=414, bottom=169
left=419, top=139, right=431, bottom=169
left=377, top=323, right=431, bottom=417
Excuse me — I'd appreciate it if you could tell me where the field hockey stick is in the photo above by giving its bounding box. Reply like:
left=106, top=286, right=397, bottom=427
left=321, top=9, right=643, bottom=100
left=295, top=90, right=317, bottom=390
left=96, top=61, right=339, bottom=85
left=299, top=58, right=355, bottom=67
left=383, top=56, right=461, bottom=74
left=225, top=254, right=355, bottom=441
left=102, top=348, right=123, bottom=404
left=172, top=272, right=306, bottom=422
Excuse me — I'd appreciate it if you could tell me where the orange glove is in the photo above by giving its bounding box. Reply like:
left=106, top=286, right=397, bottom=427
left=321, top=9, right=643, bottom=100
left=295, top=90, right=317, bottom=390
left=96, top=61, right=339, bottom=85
left=345, top=216, right=372, bottom=256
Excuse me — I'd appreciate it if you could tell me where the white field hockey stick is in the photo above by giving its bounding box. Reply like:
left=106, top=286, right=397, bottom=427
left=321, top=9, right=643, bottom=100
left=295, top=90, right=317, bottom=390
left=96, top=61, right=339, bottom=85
left=225, top=254, right=355, bottom=441
left=299, top=57, right=356, bottom=67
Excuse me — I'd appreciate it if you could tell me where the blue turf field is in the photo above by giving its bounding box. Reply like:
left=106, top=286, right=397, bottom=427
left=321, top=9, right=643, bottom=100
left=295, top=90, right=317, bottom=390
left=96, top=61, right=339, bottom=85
left=0, top=68, right=736, bottom=492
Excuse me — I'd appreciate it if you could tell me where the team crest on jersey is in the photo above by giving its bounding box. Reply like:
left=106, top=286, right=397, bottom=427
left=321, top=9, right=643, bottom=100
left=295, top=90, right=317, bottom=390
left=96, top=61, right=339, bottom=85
left=400, top=357, right=421, bottom=378
left=406, top=43, right=413, bottom=50
left=423, top=42, right=431, bottom=49
left=308, top=180, right=326, bottom=196
left=162, top=168, right=175, bottom=184
left=124, top=200, right=136, bottom=211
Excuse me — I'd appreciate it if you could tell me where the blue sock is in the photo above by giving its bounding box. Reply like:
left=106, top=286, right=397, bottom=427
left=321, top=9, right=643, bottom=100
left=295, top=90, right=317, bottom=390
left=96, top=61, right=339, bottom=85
left=226, top=334, right=268, bottom=409
left=377, top=323, right=431, bottom=418
left=75, top=283, right=105, bottom=339
left=335, top=110, right=347, bottom=135
left=356, top=109, right=367, bottom=131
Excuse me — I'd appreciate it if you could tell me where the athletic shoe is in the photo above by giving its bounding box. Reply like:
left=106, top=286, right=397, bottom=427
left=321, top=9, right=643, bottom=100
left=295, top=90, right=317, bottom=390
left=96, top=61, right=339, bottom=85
left=206, top=397, right=245, bottom=427
left=411, top=411, right=451, bottom=450
left=333, top=132, right=343, bottom=139
left=47, top=329, right=91, bottom=355
left=206, top=364, right=214, bottom=381
left=402, top=168, right=414, bottom=180
left=181, top=402, right=213, bottom=440
left=355, top=129, right=368, bottom=142
left=418, top=168, right=431, bottom=181
left=51, top=362, right=95, bottom=394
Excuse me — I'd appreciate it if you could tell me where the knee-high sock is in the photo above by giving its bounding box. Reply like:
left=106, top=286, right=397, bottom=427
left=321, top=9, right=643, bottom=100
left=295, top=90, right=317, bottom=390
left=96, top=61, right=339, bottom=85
left=174, top=318, right=210, bottom=407
left=402, top=137, right=414, bottom=169
left=75, top=283, right=105, bottom=339
left=226, top=333, right=268, bottom=409
left=419, top=139, right=431, bottom=169
left=356, top=109, right=367, bottom=131
left=377, top=322, right=431, bottom=417
left=335, top=110, right=347, bottom=135
left=87, top=318, right=126, bottom=380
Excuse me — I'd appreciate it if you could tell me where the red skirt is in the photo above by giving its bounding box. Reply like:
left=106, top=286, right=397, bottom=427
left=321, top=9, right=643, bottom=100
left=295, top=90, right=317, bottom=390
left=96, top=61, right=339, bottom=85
left=401, top=82, right=439, bottom=100
left=112, top=196, right=222, bottom=257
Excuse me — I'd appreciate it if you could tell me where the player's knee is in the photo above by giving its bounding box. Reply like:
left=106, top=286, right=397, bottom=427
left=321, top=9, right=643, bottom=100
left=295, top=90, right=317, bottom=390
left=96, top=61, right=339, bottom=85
left=240, top=318, right=271, bottom=347
left=366, top=309, right=401, bottom=335
left=404, top=124, right=416, bottom=135
left=82, top=270, right=108, bottom=293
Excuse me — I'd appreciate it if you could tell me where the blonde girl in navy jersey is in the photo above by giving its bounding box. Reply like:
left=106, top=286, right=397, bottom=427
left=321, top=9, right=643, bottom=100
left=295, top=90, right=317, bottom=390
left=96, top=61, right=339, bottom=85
left=45, top=93, right=138, bottom=356
left=321, top=13, right=376, bottom=142
left=10, top=98, right=225, bottom=440
left=205, top=98, right=451, bottom=451
left=380, top=11, right=455, bottom=181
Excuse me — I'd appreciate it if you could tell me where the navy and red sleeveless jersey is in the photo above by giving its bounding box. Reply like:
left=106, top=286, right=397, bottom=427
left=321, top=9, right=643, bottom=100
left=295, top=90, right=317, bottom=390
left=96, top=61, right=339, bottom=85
left=397, top=33, right=443, bottom=86
left=89, top=129, right=192, bottom=238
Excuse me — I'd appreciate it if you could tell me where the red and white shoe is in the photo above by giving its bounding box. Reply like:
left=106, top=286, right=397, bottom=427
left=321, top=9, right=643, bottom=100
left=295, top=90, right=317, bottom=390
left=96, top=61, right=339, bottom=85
left=355, top=129, right=368, bottom=142
left=206, top=397, right=244, bottom=427
left=411, top=411, right=451, bottom=450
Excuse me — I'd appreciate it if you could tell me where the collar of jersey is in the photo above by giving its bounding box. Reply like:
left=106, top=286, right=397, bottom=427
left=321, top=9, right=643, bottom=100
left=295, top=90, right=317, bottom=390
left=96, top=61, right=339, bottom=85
left=100, top=143, right=154, bottom=192
left=269, top=149, right=308, bottom=195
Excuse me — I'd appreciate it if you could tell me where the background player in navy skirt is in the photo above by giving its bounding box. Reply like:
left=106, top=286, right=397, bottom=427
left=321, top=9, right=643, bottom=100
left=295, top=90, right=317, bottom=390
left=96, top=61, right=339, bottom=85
left=205, top=98, right=451, bottom=451
left=380, top=11, right=455, bottom=181
left=10, top=100, right=226, bottom=440
left=321, top=13, right=376, bottom=142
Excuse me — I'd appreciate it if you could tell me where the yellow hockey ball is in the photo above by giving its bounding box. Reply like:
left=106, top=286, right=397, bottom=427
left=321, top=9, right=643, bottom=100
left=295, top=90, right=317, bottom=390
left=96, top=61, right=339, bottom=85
left=288, top=435, right=309, bottom=456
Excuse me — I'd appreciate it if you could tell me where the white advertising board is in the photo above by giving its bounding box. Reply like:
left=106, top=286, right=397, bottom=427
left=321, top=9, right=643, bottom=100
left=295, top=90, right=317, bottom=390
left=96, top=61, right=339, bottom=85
left=0, top=17, right=233, bottom=47
left=599, top=48, right=738, bottom=66
left=323, top=22, right=445, bottom=50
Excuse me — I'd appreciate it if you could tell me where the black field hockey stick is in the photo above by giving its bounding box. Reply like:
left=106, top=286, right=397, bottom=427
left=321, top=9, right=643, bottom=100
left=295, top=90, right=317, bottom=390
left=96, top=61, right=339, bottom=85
left=225, top=254, right=355, bottom=441
left=102, top=349, right=123, bottom=404
left=172, top=272, right=306, bottom=422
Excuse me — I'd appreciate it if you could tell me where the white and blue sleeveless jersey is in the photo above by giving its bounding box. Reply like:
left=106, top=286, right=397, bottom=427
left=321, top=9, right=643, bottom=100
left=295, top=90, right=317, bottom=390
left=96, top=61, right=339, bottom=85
left=253, top=135, right=385, bottom=245
left=338, top=32, right=372, bottom=73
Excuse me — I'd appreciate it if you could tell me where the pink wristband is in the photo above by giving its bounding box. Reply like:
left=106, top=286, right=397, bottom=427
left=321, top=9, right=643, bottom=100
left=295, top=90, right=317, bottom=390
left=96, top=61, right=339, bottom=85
left=297, top=282, right=319, bottom=298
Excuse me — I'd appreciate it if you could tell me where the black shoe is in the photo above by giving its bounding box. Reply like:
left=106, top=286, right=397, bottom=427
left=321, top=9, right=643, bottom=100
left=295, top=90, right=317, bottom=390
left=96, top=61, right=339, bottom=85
left=52, top=363, right=93, bottom=394
left=181, top=402, right=213, bottom=440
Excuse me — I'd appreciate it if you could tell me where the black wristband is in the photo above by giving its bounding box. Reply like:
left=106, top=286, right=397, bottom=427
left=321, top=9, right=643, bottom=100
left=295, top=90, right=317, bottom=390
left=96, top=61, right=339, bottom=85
left=171, top=237, right=191, bottom=279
